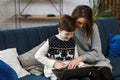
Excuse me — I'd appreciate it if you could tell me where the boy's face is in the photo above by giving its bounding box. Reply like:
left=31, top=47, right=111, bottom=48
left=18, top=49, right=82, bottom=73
left=58, top=28, right=74, bottom=41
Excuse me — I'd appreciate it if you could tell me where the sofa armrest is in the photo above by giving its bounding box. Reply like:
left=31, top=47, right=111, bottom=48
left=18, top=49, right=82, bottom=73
left=109, top=57, right=120, bottom=77
left=0, top=60, right=18, bottom=80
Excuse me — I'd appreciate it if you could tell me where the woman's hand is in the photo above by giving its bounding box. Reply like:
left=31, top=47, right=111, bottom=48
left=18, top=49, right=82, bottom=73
left=67, top=56, right=83, bottom=69
left=53, top=60, right=66, bottom=70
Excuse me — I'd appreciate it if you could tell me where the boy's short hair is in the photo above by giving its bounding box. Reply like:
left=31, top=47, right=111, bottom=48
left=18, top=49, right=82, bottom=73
left=59, top=14, right=76, bottom=32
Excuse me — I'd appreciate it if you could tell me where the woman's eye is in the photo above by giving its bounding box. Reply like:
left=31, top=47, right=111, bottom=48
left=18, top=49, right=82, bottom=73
left=77, top=22, right=80, bottom=24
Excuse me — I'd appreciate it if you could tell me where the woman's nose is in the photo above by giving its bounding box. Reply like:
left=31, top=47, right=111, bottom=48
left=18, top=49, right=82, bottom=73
left=79, top=24, right=83, bottom=28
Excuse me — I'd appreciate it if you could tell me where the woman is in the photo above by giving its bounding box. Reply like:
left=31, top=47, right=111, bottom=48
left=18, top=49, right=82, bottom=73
left=67, top=5, right=115, bottom=80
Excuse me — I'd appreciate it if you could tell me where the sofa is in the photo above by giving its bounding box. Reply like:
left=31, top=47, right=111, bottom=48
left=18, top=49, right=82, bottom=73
left=0, top=17, right=120, bottom=80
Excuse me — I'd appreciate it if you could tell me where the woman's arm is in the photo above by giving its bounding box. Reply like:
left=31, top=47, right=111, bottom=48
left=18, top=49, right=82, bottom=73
left=67, top=45, right=86, bottom=69
left=81, top=24, right=106, bottom=62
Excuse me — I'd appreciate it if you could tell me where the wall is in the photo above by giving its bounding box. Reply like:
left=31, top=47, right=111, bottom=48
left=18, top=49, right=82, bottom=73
left=0, top=0, right=15, bottom=30
left=0, top=0, right=92, bottom=30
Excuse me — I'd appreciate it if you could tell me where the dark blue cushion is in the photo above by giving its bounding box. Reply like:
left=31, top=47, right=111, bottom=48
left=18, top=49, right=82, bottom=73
left=108, top=34, right=120, bottom=57
left=19, top=74, right=50, bottom=80
left=0, top=60, right=18, bottom=80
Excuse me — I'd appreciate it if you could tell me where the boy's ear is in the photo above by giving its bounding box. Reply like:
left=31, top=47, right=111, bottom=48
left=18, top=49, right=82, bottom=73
left=58, top=28, right=61, bottom=32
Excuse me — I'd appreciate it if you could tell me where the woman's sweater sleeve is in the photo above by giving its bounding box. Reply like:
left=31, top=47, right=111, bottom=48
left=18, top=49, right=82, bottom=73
left=82, top=24, right=106, bottom=63
left=35, top=39, right=56, bottom=68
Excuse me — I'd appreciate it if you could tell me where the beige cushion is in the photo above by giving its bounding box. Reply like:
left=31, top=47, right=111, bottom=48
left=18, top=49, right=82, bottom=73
left=0, top=48, right=30, bottom=78
left=18, top=41, right=45, bottom=76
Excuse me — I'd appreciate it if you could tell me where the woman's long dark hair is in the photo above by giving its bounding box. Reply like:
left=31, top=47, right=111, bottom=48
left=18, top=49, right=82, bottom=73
left=71, top=5, right=94, bottom=38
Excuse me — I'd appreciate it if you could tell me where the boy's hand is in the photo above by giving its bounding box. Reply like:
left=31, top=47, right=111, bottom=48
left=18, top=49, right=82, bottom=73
left=53, top=60, right=66, bottom=70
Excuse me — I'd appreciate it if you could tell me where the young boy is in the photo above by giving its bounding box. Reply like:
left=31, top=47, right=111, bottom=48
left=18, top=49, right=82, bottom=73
left=35, top=14, right=85, bottom=80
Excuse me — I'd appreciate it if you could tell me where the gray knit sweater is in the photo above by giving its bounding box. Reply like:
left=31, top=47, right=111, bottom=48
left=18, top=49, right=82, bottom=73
left=74, top=23, right=112, bottom=69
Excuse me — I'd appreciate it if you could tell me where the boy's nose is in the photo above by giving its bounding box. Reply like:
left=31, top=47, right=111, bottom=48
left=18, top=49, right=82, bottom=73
left=67, top=35, right=72, bottom=39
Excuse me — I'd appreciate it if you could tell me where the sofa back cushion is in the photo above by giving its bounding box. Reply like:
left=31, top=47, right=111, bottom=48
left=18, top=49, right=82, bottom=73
left=96, top=17, right=120, bottom=56
left=0, top=25, right=58, bottom=55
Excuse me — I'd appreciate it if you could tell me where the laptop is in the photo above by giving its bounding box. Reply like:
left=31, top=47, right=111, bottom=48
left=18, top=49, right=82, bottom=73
left=52, top=67, right=93, bottom=80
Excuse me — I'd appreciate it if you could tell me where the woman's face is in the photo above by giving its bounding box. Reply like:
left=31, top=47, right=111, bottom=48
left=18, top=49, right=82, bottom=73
left=76, top=17, right=87, bottom=29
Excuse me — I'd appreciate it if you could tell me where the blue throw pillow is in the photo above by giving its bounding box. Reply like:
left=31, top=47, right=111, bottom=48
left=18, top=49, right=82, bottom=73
left=0, top=60, right=18, bottom=80
left=109, top=34, right=120, bottom=57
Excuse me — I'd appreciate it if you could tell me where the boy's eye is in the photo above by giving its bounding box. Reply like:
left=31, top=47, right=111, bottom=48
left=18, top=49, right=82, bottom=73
left=77, top=22, right=81, bottom=24
left=65, top=34, right=69, bottom=35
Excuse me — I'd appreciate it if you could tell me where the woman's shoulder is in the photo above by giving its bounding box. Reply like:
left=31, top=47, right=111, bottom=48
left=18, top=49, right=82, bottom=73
left=93, top=22, right=97, bottom=27
left=92, top=23, right=100, bottom=34
left=92, top=23, right=98, bottom=29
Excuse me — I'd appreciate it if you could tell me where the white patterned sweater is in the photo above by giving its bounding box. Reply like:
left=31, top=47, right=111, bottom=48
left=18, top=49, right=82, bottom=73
left=35, top=34, right=85, bottom=80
